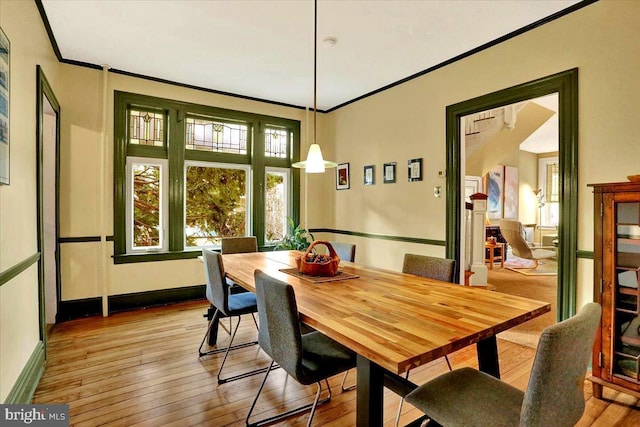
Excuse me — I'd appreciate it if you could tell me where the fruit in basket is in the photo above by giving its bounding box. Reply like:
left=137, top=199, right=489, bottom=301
left=304, top=253, right=333, bottom=264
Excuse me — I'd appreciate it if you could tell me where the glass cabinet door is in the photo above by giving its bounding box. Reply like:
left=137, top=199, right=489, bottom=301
left=614, top=200, right=640, bottom=380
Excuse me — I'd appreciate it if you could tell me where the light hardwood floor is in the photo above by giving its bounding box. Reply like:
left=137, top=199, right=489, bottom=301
left=33, top=300, right=640, bottom=426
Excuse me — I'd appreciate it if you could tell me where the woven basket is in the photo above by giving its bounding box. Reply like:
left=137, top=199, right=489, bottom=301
left=295, top=240, right=341, bottom=277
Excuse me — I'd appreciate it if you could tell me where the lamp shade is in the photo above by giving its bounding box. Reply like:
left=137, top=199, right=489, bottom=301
left=292, top=143, right=338, bottom=173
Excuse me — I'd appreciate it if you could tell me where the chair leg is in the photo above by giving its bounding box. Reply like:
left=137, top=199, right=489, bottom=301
left=395, top=357, right=452, bottom=427
left=246, top=369, right=332, bottom=427
left=199, top=312, right=257, bottom=358
left=306, top=379, right=332, bottom=427
left=340, top=369, right=356, bottom=392
left=216, top=315, right=267, bottom=384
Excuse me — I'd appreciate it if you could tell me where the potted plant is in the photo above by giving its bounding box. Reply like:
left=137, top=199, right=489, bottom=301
left=275, top=217, right=314, bottom=251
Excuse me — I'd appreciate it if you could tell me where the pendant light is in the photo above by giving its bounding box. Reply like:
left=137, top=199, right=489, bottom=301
left=292, top=0, right=337, bottom=173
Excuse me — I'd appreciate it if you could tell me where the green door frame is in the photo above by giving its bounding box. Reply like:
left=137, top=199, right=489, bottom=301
left=445, top=68, right=578, bottom=321
left=36, top=65, right=62, bottom=347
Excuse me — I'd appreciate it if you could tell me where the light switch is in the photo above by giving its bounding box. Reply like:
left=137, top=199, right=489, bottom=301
left=434, top=186, right=442, bottom=198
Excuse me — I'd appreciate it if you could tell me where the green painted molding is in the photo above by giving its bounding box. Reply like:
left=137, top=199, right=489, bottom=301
left=4, top=342, right=45, bottom=404
left=310, top=228, right=446, bottom=247
left=0, top=253, right=40, bottom=288
left=446, top=68, right=579, bottom=322
left=576, top=250, right=594, bottom=260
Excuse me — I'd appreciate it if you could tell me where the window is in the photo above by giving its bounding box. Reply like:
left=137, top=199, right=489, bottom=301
left=265, top=168, right=290, bottom=243
left=114, top=92, right=300, bottom=262
left=184, top=162, right=251, bottom=248
left=538, top=157, right=559, bottom=228
left=126, top=157, right=168, bottom=252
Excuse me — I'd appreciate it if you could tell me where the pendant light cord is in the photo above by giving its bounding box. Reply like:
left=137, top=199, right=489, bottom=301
left=313, top=0, right=318, bottom=146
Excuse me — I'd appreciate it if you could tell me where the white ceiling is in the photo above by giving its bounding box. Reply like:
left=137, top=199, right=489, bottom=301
left=40, top=0, right=584, bottom=111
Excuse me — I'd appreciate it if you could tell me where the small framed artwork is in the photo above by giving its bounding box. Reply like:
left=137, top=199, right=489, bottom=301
left=336, top=162, right=350, bottom=190
left=383, top=162, right=396, bottom=184
left=408, top=158, right=423, bottom=182
left=364, top=165, right=375, bottom=186
left=0, top=27, right=10, bottom=185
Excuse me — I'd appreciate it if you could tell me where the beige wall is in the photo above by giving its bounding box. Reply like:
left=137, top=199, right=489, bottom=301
left=3, top=0, right=640, bottom=402
left=0, top=0, right=62, bottom=402
left=321, top=0, right=640, bottom=309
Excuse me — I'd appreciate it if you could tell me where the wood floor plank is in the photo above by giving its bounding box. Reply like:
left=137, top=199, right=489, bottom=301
left=32, top=299, right=640, bottom=426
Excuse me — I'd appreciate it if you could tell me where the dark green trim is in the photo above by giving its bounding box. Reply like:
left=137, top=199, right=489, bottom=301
left=113, top=250, right=201, bottom=264
left=58, top=297, right=102, bottom=321
left=576, top=250, right=594, bottom=260
left=0, top=253, right=40, bottom=288
left=446, top=68, right=579, bottom=322
left=310, top=228, right=446, bottom=247
left=58, top=286, right=206, bottom=321
left=59, top=236, right=101, bottom=243
left=324, top=1, right=596, bottom=113
left=36, top=65, right=62, bottom=347
left=114, top=91, right=300, bottom=259
left=109, top=284, right=205, bottom=314
left=34, top=0, right=62, bottom=61
left=35, top=0, right=596, bottom=113
left=4, top=342, right=45, bottom=404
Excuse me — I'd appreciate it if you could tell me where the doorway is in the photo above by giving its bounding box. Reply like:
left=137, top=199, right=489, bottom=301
left=36, top=66, right=61, bottom=344
left=445, top=69, right=578, bottom=321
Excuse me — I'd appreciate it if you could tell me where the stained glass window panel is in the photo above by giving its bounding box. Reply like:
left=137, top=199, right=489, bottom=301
left=265, top=127, right=288, bottom=158
left=129, top=110, right=164, bottom=146
left=185, top=116, right=247, bottom=154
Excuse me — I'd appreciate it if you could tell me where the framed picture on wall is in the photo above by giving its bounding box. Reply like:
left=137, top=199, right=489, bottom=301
left=364, top=165, right=375, bottom=186
left=408, top=158, right=423, bottom=182
left=383, top=162, right=396, bottom=183
left=336, top=162, right=350, bottom=190
left=0, top=27, right=10, bottom=185
left=486, top=165, right=504, bottom=219
left=503, top=166, right=519, bottom=218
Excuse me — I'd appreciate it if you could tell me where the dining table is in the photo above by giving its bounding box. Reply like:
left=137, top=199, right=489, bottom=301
left=221, top=250, right=551, bottom=427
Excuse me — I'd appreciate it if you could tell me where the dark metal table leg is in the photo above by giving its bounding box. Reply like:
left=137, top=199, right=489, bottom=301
left=477, top=335, right=500, bottom=379
left=356, top=354, right=384, bottom=427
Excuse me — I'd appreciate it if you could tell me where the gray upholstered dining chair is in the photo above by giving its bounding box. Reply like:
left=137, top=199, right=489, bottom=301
left=221, top=236, right=258, bottom=254
left=396, top=253, right=456, bottom=426
left=330, top=241, right=356, bottom=262
left=198, top=249, right=266, bottom=384
left=499, top=219, right=556, bottom=269
left=220, top=236, right=258, bottom=288
left=246, top=270, right=357, bottom=427
left=404, top=302, right=601, bottom=427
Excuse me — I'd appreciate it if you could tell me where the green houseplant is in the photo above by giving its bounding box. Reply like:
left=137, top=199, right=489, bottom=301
left=275, top=217, right=314, bottom=251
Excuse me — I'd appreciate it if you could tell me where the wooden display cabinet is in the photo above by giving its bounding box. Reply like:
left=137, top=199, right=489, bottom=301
left=588, top=180, right=640, bottom=399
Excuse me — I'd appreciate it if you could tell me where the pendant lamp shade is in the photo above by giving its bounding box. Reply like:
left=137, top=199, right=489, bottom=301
left=292, top=0, right=336, bottom=173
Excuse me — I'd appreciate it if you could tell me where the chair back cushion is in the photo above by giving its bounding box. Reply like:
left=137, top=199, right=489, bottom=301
left=254, top=270, right=303, bottom=378
left=402, top=254, right=456, bottom=283
left=202, top=249, right=229, bottom=314
left=521, top=302, right=601, bottom=427
left=330, top=242, right=356, bottom=262
left=221, top=236, right=258, bottom=254
left=499, top=219, right=533, bottom=260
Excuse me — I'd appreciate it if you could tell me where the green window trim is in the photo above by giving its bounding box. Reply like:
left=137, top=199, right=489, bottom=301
left=113, top=91, right=300, bottom=263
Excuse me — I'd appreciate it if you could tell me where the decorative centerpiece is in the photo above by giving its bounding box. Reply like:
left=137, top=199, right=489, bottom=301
left=296, top=240, right=341, bottom=277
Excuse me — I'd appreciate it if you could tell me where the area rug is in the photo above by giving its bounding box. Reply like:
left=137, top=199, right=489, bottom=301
left=504, top=256, right=557, bottom=276
left=488, top=265, right=557, bottom=349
